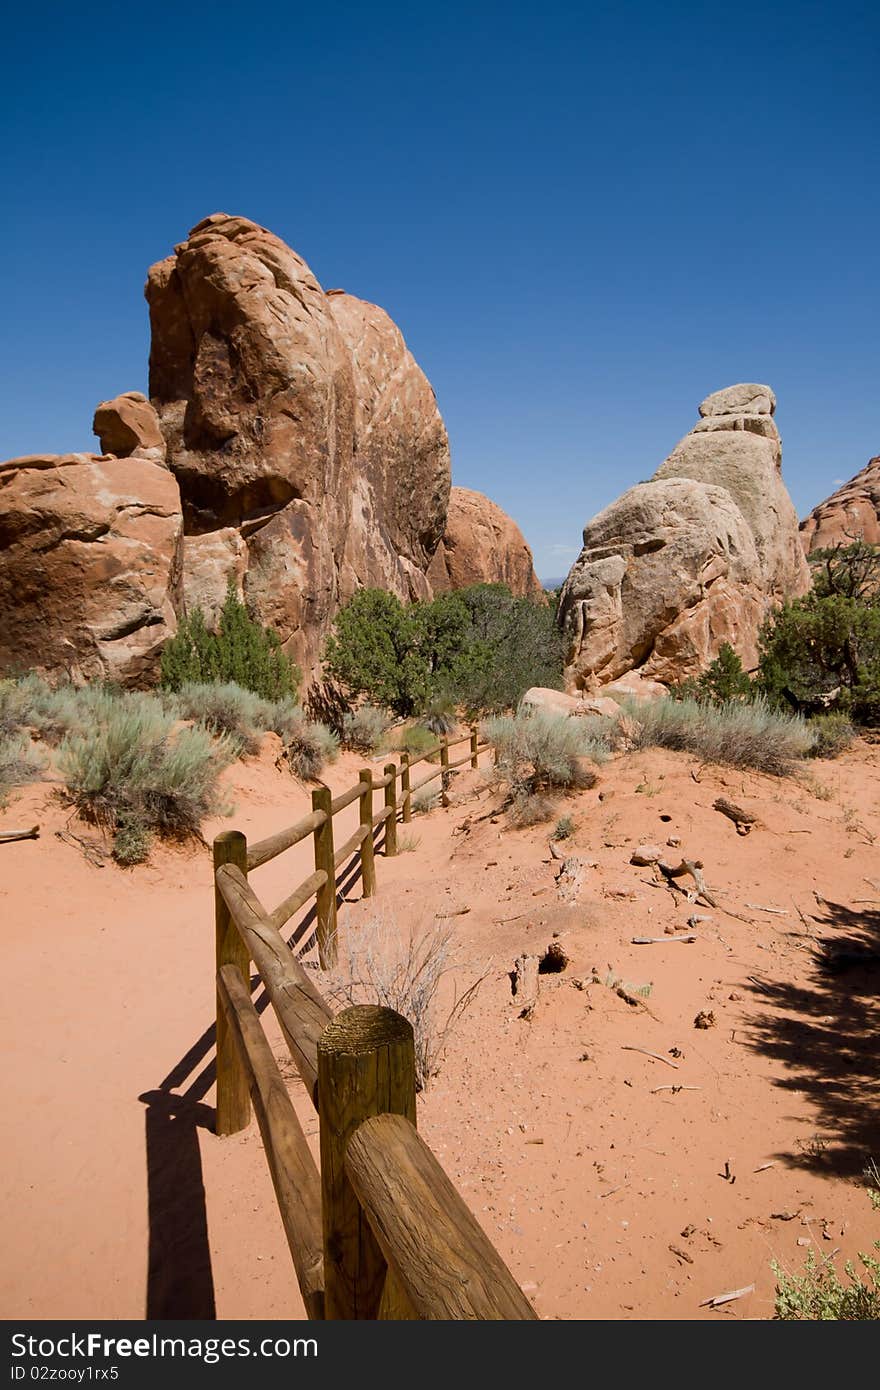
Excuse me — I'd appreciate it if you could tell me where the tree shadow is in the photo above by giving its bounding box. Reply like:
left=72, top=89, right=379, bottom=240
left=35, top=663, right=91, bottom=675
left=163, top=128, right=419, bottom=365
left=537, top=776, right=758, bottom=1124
left=743, top=897, right=880, bottom=1177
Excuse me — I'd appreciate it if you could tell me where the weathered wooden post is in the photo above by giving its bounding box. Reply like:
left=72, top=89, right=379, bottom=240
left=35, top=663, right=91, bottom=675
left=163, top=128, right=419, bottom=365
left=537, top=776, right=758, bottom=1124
left=400, top=752, right=411, bottom=823
left=440, top=735, right=450, bottom=806
left=470, top=726, right=479, bottom=769
left=357, top=768, right=376, bottom=899
left=383, top=763, right=398, bottom=856
left=312, top=786, right=338, bottom=969
left=213, top=829, right=251, bottom=1136
left=318, top=1005, right=417, bottom=1319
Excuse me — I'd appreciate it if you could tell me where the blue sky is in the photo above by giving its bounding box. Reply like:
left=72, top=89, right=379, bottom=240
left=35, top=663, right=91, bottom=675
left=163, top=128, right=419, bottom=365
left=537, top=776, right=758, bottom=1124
left=2, top=0, right=877, bottom=580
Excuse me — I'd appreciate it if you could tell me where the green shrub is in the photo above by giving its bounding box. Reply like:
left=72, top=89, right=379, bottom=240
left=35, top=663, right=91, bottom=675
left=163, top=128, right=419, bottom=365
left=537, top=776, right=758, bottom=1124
left=809, top=712, right=856, bottom=759
left=0, top=733, right=46, bottom=805
left=161, top=582, right=300, bottom=702
left=758, top=590, right=880, bottom=725
left=773, top=1245, right=880, bottom=1320
left=412, top=788, right=439, bottom=815
left=341, top=705, right=389, bottom=753
left=629, top=696, right=813, bottom=774
left=323, top=583, right=564, bottom=719
left=324, top=589, right=429, bottom=716
left=58, top=702, right=234, bottom=855
left=397, top=725, right=440, bottom=759
left=671, top=643, right=753, bottom=706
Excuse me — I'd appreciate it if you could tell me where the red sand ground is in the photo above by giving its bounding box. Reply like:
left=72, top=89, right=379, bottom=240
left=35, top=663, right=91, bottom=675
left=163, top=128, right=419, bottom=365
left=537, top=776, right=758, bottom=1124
left=1, top=736, right=879, bottom=1321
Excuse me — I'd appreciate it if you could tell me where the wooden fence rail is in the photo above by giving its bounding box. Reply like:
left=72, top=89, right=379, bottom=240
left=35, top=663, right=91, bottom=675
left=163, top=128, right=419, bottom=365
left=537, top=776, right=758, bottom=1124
left=209, top=726, right=532, bottom=1320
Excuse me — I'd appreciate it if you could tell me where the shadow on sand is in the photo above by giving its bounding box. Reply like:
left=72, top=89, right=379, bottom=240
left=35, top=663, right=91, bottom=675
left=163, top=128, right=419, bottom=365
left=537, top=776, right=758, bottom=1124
left=744, top=896, right=880, bottom=1177
left=136, top=844, right=372, bottom=1317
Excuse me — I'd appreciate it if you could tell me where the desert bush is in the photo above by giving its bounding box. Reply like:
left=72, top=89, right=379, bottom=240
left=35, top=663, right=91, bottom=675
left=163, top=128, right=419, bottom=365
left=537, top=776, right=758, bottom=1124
left=278, top=710, right=338, bottom=781
left=773, top=1245, right=880, bottom=1320
left=552, top=813, right=575, bottom=840
left=484, top=710, right=607, bottom=792
left=508, top=789, right=556, bottom=826
left=173, top=681, right=276, bottom=754
left=161, top=582, right=300, bottom=702
left=0, top=675, right=56, bottom=738
left=629, top=696, right=814, bottom=775
left=418, top=694, right=457, bottom=737
left=809, top=712, right=857, bottom=759
left=322, top=906, right=486, bottom=1088
left=341, top=704, right=389, bottom=753
left=0, top=733, right=46, bottom=805
left=412, top=788, right=439, bottom=814
left=58, top=701, right=234, bottom=860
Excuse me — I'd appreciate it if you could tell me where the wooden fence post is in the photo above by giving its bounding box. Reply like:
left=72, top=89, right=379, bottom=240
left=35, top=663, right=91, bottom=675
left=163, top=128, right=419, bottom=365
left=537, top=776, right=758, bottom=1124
left=383, top=763, right=397, bottom=856
left=440, top=736, right=450, bottom=807
left=400, top=753, right=411, bottom=823
left=358, top=769, right=376, bottom=898
left=318, top=1005, right=416, bottom=1319
left=470, top=726, right=479, bottom=769
left=214, top=830, right=251, bottom=1136
left=312, top=786, right=338, bottom=969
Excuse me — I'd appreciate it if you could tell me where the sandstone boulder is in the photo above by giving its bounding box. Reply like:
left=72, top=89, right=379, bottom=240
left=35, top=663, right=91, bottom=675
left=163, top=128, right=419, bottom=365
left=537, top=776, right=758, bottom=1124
left=520, top=687, right=621, bottom=719
left=799, top=456, right=880, bottom=553
left=0, top=453, right=182, bottom=685
left=428, top=487, right=543, bottom=597
left=559, top=385, right=809, bottom=689
left=93, top=392, right=166, bottom=463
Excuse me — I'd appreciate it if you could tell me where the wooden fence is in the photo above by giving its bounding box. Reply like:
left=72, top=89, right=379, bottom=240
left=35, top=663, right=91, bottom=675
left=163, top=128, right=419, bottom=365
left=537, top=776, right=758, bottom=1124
left=212, top=728, right=536, bottom=1320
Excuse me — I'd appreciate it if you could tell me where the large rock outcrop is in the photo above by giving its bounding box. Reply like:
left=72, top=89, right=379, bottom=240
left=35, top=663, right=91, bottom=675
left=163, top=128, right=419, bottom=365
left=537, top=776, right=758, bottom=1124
left=800, top=456, right=880, bottom=553
left=0, top=452, right=182, bottom=685
left=558, top=384, right=810, bottom=689
left=0, top=213, right=542, bottom=687
left=145, top=214, right=454, bottom=671
left=427, top=487, right=544, bottom=597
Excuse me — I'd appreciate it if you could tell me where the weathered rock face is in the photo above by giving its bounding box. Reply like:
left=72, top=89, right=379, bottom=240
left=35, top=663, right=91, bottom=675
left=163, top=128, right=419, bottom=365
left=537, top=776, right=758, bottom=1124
left=559, top=385, right=810, bottom=689
left=800, top=456, right=880, bottom=553
left=0, top=453, right=182, bottom=685
left=147, top=214, right=455, bottom=671
left=427, top=487, right=544, bottom=597
left=93, top=392, right=167, bottom=464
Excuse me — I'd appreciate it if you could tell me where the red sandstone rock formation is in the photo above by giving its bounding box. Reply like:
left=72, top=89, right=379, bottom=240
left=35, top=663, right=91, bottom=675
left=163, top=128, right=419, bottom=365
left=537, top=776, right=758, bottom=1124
left=799, top=456, right=880, bottom=553
left=428, top=487, right=544, bottom=598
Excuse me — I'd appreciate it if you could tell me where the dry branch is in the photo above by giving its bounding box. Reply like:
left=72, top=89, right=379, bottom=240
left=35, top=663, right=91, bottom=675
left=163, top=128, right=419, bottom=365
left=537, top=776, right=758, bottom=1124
left=0, top=825, right=39, bottom=843
left=621, top=1045, right=679, bottom=1069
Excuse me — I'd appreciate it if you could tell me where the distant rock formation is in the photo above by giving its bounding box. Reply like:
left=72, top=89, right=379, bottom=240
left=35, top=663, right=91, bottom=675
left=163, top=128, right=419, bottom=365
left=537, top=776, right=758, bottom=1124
left=0, top=452, right=182, bottom=685
left=799, top=455, right=880, bottom=553
left=428, top=487, right=544, bottom=598
left=558, top=384, right=810, bottom=689
left=0, top=214, right=541, bottom=685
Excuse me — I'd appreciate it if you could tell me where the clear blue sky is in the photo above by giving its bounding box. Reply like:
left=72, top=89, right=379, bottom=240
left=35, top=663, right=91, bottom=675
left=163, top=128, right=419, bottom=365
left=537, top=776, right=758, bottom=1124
left=2, top=0, right=877, bottom=580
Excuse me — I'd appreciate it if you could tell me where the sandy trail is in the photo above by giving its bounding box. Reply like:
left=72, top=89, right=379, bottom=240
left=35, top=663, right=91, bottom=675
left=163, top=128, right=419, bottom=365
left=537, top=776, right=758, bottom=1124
left=1, top=737, right=879, bottom=1320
